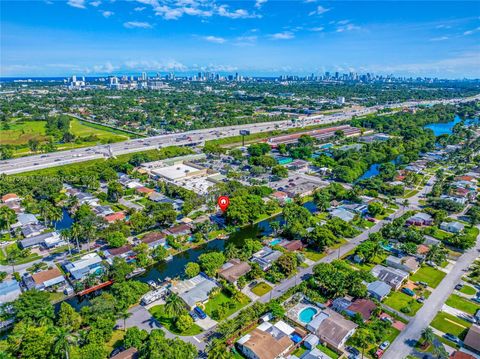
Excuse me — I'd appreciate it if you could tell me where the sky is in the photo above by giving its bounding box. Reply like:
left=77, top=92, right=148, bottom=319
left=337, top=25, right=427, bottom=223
left=1, top=0, right=480, bottom=78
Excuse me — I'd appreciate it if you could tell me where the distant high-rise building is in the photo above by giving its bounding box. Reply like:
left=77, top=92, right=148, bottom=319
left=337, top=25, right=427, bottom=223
left=141, top=72, right=147, bottom=81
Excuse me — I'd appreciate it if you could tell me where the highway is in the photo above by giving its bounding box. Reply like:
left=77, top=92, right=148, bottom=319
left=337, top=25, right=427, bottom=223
left=1, top=95, right=478, bottom=175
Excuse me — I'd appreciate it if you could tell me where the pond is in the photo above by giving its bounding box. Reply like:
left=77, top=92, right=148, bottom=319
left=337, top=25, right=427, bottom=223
left=424, top=115, right=463, bottom=136
left=53, top=208, right=74, bottom=230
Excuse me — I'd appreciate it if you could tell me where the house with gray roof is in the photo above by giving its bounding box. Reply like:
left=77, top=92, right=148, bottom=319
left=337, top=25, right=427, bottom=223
left=170, top=273, right=219, bottom=310
left=367, top=280, right=391, bottom=301
left=440, top=221, right=465, bottom=234
left=329, top=208, right=356, bottom=222
left=251, top=246, right=283, bottom=271
left=19, top=231, right=64, bottom=249
left=371, top=265, right=409, bottom=290
left=0, top=280, right=21, bottom=303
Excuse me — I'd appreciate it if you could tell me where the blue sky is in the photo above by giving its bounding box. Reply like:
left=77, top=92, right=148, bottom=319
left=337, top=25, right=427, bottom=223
left=1, top=0, right=479, bottom=78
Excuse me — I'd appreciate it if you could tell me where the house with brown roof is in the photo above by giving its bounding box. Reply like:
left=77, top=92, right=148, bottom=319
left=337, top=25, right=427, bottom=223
left=104, top=245, right=135, bottom=262
left=31, top=267, right=66, bottom=290
left=136, top=186, right=155, bottom=195
left=346, top=298, right=377, bottom=321
left=464, top=324, right=480, bottom=353
left=271, top=191, right=290, bottom=204
left=218, top=259, right=251, bottom=285
left=386, top=255, right=420, bottom=274
left=1, top=193, right=19, bottom=203
left=450, top=351, right=477, bottom=359
left=110, top=348, right=138, bottom=359
left=307, top=308, right=357, bottom=350
left=163, top=224, right=191, bottom=237
left=236, top=321, right=295, bottom=359
left=281, top=240, right=304, bottom=252
left=104, top=212, right=126, bottom=223
left=140, top=231, right=166, bottom=249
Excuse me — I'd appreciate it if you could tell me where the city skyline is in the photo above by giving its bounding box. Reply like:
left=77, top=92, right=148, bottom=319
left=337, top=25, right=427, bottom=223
left=1, top=0, right=480, bottom=78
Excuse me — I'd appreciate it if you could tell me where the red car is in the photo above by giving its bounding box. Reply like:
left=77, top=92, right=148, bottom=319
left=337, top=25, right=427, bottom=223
left=375, top=349, right=384, bottom=358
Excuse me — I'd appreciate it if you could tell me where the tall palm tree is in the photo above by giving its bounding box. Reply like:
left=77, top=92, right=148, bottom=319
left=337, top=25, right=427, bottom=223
left=421, top=327, right=435, bottom=348
left=60, top=230, right=72, bottom=256
left=165, top=293, right=185, bottom=318
left=52, top=327, right=75, bottom=359
left=119, top=310, right=132, bottom=332
left=0, top=207, right=16, bottom=231
left=50, top=207, right=63, bottom=230
left=70, top=223, right=82, bottom=252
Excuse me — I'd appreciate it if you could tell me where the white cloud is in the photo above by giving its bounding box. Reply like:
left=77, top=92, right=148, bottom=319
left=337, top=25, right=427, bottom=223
left=90, top=1, right=101, bottom=7
left=202, top=35, right=226, bottom=44
left=67, top=0, right=86, bottom=9
left=304, top=0, right=316, bottom=3
left=430, top=36, right=449, bottom=41
left=134, top=6, right=146, bottom=11
left=124, top=59, right=187, bottom=71
left=90, top=62, right=117, bottom=73
left=102, top=10, right=114, bottom=18
left=309, top=5, right=330, bottom=16
left=336, top=23, right=361, bottom=32
left=217, top=5, right=258, bottom=19
left=310, top=26, right=324, bottom=32
left=270, top=31, right=294, bottom=40
left=255, top=0, right=267, bottom=9
left=123, top=21, right=153, bottom=29
left=463, top=27, right=480, bottom=35
left=234, top=35, right=257, bottom=46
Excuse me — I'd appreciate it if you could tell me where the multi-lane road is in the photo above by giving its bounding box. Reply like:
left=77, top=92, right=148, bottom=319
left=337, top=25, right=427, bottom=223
left=1, top=95, right=478, bottom=175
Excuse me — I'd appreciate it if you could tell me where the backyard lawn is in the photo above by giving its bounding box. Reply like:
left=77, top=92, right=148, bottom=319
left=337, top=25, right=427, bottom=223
left=204, top=291, right=250, bottom=320
left=149, top=305, right=203, bottom=336
left=410, top=266, right=446, bottom=288
left=251, top=282, right=272, bottom=296
left=317, top=344, right=340, bottom=359
left=104, top=330, right=125, bottom=353
left=459, top=285, right=477, bottom=296
left=430, top=311, right=471, bottom=338
left=446, top=294, right=480, bottom=315
left=384, top=291, right=423, bottom=316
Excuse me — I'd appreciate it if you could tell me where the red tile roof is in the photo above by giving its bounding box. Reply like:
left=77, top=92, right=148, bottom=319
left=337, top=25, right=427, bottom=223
left=347, top=298, right=377, bottom=320
left=1, top=193, right=18, bottom=202
left=141, top=231, right=166, bottom=244
left=105, top=212, right=126, bottom=223
left=136, top=187, right=155, bottom=194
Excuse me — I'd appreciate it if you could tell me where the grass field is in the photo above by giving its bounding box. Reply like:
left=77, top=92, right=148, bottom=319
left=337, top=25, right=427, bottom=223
left=446, top=294, right=480, bottom=315
left=204, top=291, right=250, bottom=320
left=410, top=266, right=447, bottom=288
left=251, top=282, right=272, bottom=296
left=384, top=291, right=423, bottom=316
left=0, top=120, right=47, bottom=145
left=149, top=305, right=203, bottom=336
left=430, top=311, right=471, bottom=338
left=104, top=330, right=125, bottom=353
left=69, top=119, right=130, bottom=142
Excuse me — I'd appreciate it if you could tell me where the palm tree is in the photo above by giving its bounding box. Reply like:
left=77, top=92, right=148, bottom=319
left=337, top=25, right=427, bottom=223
left=0, top=206, right=17, bottom=231
left=50, top=206, right=63, bottom=229
left=60, top=230, right=72, bottom=256
left=270, top=221, right=280, bottom=236
left=165, top=293, right=185, bottom=318
left=66, top=196, right=79, bottom=213
left=6, top=246, right=21, bottom=273
left=119, top=310, right=132, bottom=332
left=70, top=223, right=82, bottom=252
left=38, top=200, right=54, bottom=226
left=421, top=327, right=435, bottom=348
left=52, top=327, right=75, bottom=359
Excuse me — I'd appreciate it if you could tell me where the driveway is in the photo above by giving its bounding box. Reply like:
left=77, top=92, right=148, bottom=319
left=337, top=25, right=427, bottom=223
left=384, top=228, right=480, bottom=359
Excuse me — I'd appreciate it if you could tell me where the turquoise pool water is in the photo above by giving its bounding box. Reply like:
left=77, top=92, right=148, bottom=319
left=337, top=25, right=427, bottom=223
left=299, top=307, right=318, bottom=323
left=270, top=239, right=282, bottom=246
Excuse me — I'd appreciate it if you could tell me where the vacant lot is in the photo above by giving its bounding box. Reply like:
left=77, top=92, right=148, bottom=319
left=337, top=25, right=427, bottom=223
left=384, top=291, right=423, bottom=316
left=251, top=282, right=272, bottom=296
left=204, top=291, right=250, bottom=320
left=149, top=305, right=202, bottom=336
left=70, top=119, right=129, bottom=142
left=410, top=266, right=446, bottom=288
left=0, top=120, right=47, bottom=145
left=430, top=311, right=471, bottom=338
left=446, top=294, right=480, bottom=315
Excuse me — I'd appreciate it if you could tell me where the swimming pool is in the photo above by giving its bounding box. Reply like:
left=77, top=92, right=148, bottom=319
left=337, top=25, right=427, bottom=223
left=270, top=238, right=282, bottom=246
left=298, top=307, right=318, bottom=323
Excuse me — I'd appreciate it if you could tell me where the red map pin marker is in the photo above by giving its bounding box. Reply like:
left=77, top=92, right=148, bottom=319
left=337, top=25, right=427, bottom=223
left=218, top=196, right=230, bottom=212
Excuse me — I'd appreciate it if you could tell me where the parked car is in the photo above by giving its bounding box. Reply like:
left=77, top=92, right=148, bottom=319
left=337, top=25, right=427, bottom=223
left=417, top=297, right=425, bottom=303
left=189, top=311, right=199, bottom=322
left=402, top=288, right=415, bottom=296
left=375, top=349, right=384, bottom=358
left=444, top=333, right=461, bottom=344
left=381, top=316, right=393, bottom=324
left=379, top=341, right=390, bottom=350
left=194, top=306, right=207, bottom=320
left=345, top=346, right=360, bottom=357
left=472, top=297, right=480, bottom=304
left=455, top=283, right=464, bottom=290
left=416, top=281, right=428, bottom=287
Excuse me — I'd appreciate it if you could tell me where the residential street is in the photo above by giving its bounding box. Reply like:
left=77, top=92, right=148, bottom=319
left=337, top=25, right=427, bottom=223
left=384, top=228, right=480, bottom=359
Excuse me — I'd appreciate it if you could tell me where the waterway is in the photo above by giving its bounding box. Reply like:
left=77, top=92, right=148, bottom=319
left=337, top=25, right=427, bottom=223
left=66, top=201, right=317, bottom=308
left=424, top=115, right=463, bottom=136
